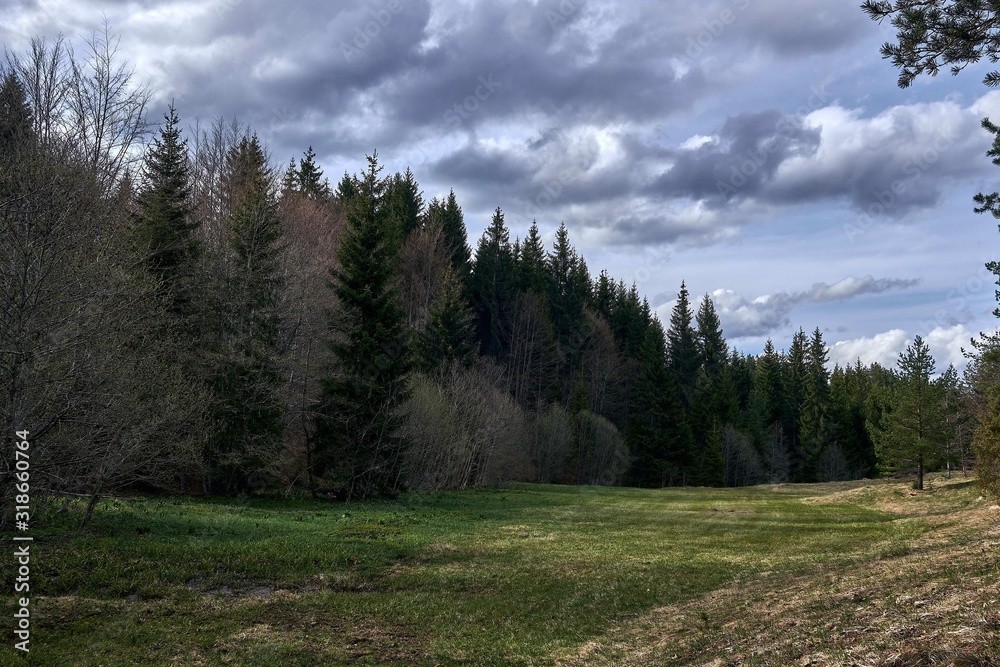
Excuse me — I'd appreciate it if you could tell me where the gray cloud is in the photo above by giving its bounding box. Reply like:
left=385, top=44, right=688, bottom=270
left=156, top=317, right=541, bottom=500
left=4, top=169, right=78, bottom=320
left=711, top=276, right=920, bottom=338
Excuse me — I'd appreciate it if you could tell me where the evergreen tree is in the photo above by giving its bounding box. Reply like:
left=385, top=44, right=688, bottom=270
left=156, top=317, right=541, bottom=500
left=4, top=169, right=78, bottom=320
left=470, top=207, right=516, bottom=358
left=206, top=133, right=286, bottom=493
left=296, top=145, right=330, bottom=200
left=419, top=268, right=479, bottom=371
left=798, top=327, right=831, bottom=480
left=869, top=336, right=946, bottom=490
left=134, top=104, right=198, bottom=314
left=667, top=281, right=699, bottom=410
left=280, top=156, right=297, bottom=196
left=384, top=167, right=424, bottom=244
left=516, top=220, right=550, bottom=296
left=427, top=189, right=472, bottom=288
left=755, top=339, right=784, bottom=426
left=335, top=171, right=357, bottom=201
left=785, top=328, right=808, bottom=477
left=547, top=223, right=591, bottom=398
left=592, top=270, right=615, bottom=321
left=695, top=294, right=727, bottom=380
left=316, top=152, right=410, bottom=499
left=625, top=320, right=675, bottom=487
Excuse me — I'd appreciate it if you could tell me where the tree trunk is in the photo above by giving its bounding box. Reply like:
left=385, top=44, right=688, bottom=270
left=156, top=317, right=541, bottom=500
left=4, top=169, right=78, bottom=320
left=80, top=491, right=101, bottom=528
left=917, top=454, right=924, bottom=491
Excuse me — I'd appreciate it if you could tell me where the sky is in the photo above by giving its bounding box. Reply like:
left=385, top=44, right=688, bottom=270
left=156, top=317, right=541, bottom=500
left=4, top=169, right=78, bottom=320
left=4, top=0, right=1000, bottom=371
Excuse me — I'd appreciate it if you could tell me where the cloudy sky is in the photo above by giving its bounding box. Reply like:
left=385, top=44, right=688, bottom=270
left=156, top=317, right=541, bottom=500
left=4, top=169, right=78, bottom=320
left=4, top=0, right=1000, bottom=370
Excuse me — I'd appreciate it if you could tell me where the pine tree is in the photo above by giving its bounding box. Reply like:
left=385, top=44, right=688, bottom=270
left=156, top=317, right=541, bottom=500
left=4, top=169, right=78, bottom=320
left=870, top=336, right=945, bottom=490
left=667, top=281, right=699, bottom=410
left=798, top=327, right=831, bottom=480
left=134, top=104, right=198, bottom=314
left=470, top=207, right=516, bottom=358
left=419, top=268, right=479, bottom=371
left=206, top=133, right=286, bottom=493
left=335, top=171, right=357, bottom=203
left=427, top=189, right=472, bottom=288
left=384, top=167, right=424, bottom=245
left=695, top=294, right=727, bottom=381
left=625, top=320, right=673, bottom=486
left=316, top=152, right=410, bottom=499
left=785, top=328, right=808, bottom=477
left=296, top=145, right=330, bottom=200
left=516, top=220, right=550, bottom=296
left=280, top=156, right=298, bottom=196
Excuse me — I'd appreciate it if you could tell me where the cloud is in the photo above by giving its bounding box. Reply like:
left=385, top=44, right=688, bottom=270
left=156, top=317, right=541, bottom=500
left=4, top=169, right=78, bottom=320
left=646, top=99, right=989, bottom=218
left=710, top=276, right=920, bottom=338
left=830, top=325, right=980, bottom=371
left=829, top=329, right=908, bottom=368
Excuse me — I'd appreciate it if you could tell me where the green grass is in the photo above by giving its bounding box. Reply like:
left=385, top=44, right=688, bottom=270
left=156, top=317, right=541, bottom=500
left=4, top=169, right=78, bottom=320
left=0, top=482, right=929, bottom=665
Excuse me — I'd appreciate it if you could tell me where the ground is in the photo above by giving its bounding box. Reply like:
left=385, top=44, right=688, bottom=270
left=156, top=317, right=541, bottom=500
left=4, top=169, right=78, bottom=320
left=1, top=475, right=997, bottom=665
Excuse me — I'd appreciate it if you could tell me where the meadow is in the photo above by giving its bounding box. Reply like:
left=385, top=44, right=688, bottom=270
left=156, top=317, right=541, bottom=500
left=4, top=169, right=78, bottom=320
left=1, top=477, right=998, bottom=666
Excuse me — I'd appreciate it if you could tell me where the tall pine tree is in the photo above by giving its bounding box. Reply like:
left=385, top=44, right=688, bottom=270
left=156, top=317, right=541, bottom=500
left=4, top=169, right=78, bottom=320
left=134, top=104, right=198, bottom=315
left=316, top=152, right=410, bottom=499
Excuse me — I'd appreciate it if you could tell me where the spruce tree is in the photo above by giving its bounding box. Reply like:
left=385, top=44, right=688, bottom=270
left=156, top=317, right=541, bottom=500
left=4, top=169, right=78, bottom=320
left=427, top=189, right=472, bottom=288
left=695, top=294, right=727, bottom=381
left=419, top=268, right=479, bottom=371
left=134, top=104, right=198, bottom=314
left=625, top=320, right=673, bottom=486
left=296, top=145, right=330, bottom=200
left=316, top=152, right=410, bottom=499
left=470, top=207, right=516, bottom=358
left=206, top=133, right=286, bottom=492
left=667, top=281, right=699, bottom=409
left=798, top=327, right=832, bottom=480
left=384, top=167, right=424, bottom=244
left=785, top=328, right=808, bottom=477
left=516, top=220, right=550, bottom=296
left=870, top=336, right=946, bottom=490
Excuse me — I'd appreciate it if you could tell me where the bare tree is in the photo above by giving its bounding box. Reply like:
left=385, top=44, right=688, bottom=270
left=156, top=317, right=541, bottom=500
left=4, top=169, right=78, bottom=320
left=66, top=21, right=151, bottom=191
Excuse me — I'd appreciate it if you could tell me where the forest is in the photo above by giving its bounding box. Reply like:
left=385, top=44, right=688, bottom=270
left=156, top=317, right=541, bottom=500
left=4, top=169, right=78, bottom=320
left=2, top=29, right=1000, bottom=528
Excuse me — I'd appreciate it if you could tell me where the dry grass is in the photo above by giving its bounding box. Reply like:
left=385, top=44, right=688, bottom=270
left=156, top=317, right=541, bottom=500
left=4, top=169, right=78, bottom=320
left=556, top=476, right=1000, bottom=667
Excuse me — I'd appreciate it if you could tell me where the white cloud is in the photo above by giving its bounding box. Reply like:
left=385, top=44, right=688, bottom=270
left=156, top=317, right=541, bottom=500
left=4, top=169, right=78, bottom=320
left=830, top=329, right=908, bottom=368
left=830, top=325, right=983, bottom=372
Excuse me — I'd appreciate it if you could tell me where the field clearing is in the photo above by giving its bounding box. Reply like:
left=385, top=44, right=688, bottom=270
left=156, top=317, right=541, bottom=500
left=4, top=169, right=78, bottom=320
left=1, top=476, right=997, bottom=666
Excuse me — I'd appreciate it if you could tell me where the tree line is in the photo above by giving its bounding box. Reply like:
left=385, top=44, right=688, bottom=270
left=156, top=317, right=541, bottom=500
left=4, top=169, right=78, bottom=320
left=2, top=29, right=998, bottom=526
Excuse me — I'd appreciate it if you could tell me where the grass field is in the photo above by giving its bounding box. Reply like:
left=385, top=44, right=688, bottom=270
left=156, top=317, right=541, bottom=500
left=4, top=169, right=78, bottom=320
left=1, top=476, right=998, bottom=666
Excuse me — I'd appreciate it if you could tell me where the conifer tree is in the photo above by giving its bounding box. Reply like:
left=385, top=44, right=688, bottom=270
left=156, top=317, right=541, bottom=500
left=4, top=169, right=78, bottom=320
left=667, top=281, right=699, bottom=410
left=785, top=328, right=808, bottom=476
left=316, top=152, right=410, bottom=499
left=419, top=268, right=479, bottom=371
left=516, top=220, right=550, bottom=296
left=134, top=104, right=198, bottom=314
left=799, top=327, right=831, bottom=480
left=384, top=167, right=424, bottom=245
left=470, top=207, right=516, bottom=358
left=206, top=133, right=286, bottom=492
left=427, top=189, right=472, bottom=288
left=626, top=321, right=676, bottom=486
left=296, top=145, right=330, bottom=200
left=695, top=294, right=727, bottom=381
left=870, top=336, right=946, bottom=490
left=280, top=156, right=298, bottom=196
